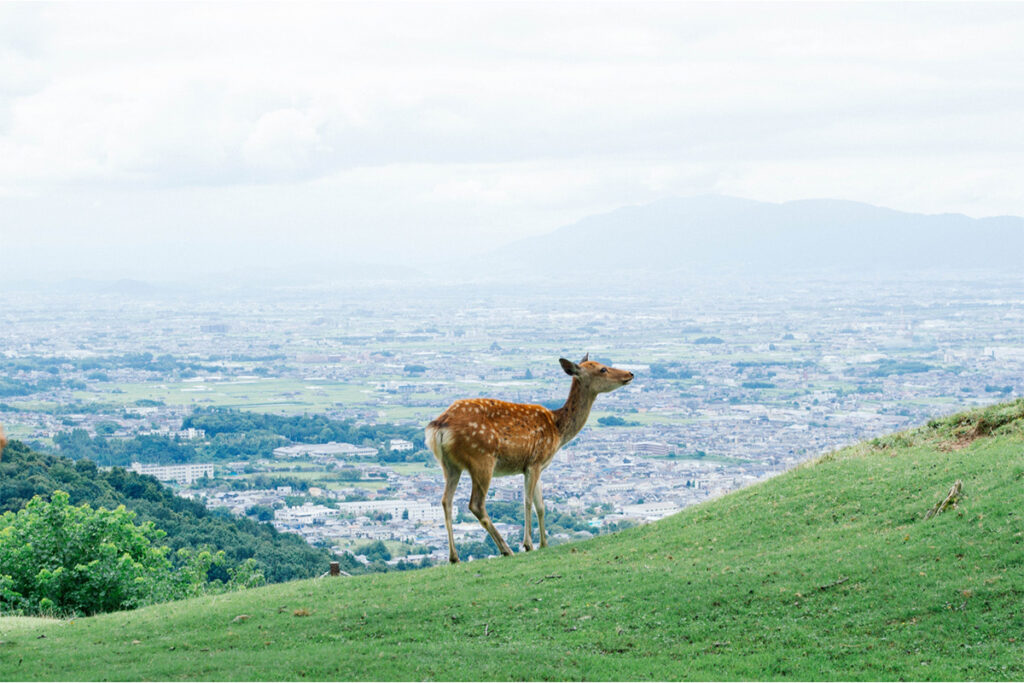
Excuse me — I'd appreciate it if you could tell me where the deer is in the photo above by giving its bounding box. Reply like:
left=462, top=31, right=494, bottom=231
left=425, top=354, right=634, bottom=563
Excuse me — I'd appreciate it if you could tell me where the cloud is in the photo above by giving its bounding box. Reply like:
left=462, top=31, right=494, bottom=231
left=2, top=2, right=1024, bottom=280
left=242, top=108, right=325, bottom=176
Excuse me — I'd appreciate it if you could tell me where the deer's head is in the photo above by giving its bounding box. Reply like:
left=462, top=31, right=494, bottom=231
left=559, top=353, right=634, bottom=394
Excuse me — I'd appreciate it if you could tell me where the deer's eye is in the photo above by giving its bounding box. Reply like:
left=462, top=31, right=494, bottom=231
left=600, top=368, right=607, bottom=373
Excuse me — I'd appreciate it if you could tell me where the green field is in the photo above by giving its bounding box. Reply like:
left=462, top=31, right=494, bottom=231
left=72, top=378, right=376, bottom=415
left=386, top=462, right=436, bottom=476
left=2, top=400, right=1023, bottom=680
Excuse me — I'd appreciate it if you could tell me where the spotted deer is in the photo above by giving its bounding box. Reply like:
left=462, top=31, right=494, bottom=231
left=425, top=354, right=634, bottom=563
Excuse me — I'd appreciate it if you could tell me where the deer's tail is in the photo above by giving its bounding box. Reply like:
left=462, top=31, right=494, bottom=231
left=424, top=419, right=447, bottom=464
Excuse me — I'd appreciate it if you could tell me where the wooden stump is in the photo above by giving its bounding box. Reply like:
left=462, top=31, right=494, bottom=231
left=924, top=480, right=963, bottom=520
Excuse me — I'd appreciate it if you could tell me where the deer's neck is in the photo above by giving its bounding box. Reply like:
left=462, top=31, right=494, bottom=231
left=553, top=378, right=597, bottom=447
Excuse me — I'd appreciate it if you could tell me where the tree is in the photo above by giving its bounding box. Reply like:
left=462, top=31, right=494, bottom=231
left=0, top=491, right=179, bottom=615
left=354, top=540, right=391, bottom=562
left=94, top=421, right=120, bottom=435
left=246, top=505, right=275, bottom=522
left=0, top=490, right=265, bottom=617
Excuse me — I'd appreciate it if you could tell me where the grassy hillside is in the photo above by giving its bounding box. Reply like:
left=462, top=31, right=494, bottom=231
left=2, top=400, right=1023, bottom=681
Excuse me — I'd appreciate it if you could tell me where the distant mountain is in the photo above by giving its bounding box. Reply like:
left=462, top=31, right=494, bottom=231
left=101, top=278, right=162, bottom=296
left=472, top=195, right=1024, bottom=278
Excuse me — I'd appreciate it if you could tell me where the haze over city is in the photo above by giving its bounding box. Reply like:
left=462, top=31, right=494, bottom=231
left=3, top=2, right=1024, bottom=281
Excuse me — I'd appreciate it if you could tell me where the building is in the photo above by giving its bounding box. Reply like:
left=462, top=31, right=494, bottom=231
left=633, top=441, right=673, bottom=456
left=620, top=501, right=681, bottom=521
left=334, top=499, right=444, bottom=523
left=389, top=439, right=414, bottom=452
left=272, top=442, right=379, bottom=459
left=129, top=461, right=214, bottom=485
left=275, top=503, right=341, bottom=525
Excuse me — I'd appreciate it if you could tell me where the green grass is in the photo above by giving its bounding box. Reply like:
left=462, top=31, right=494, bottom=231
left=3, top=400, right=1024, bottom=680
left=0, top=616, right=60, bottom=636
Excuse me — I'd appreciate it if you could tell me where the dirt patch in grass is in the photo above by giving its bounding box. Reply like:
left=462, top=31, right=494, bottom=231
left=929, top=399, right=1024, bottom=451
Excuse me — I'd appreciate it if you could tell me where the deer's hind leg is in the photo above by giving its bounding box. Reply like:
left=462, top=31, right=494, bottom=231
left=440, top=460, right=462, bottom=564
left=467, top=463, right=514, bottom=557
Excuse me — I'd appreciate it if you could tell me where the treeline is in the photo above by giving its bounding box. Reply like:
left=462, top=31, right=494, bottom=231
left=0, top=440, right=356, bottom=584
left=867, top=359, right=934, bottom=377
left=649, top=363, right=696, bottom=379
left=51, top=407, right=427, bottom=465
left=183, top=407, right=421, bottom=447
left=597, top=415, right=641, bottom=427
left=0, top=376, right=79, bottom=397
left=53, top=430, right=201, bottom=467
left=1, top=352, right=226, bottom=377
left=0, top=400, right=121, bottom=416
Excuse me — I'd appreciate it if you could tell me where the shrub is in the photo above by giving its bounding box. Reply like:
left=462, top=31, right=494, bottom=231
left=0, top=491, right=256, bottom=616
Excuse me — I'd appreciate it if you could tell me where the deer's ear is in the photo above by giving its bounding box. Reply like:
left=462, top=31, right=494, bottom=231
left=559, top=358, right=578, bottom=376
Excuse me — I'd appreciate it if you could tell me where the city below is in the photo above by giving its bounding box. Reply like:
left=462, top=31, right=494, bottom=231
left=3, top=273, right=1022, bottom=566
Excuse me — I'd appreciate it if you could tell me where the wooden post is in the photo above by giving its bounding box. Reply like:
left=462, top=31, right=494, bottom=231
left=329, top=561, right=340, bottom=577
left=925, top=480, right=963, bottom=520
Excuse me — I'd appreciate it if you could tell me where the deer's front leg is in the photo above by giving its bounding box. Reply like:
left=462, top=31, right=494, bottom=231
left=522, top=470, right=535, bottom=551
left=531, top=474, right=548, bottom=548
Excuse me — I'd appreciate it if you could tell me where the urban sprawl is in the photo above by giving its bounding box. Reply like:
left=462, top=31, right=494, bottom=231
left=2, top=275, right=1021, bottom=566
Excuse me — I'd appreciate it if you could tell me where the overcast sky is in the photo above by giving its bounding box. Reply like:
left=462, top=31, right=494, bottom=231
left=2, top=2, right=1023, bottom=281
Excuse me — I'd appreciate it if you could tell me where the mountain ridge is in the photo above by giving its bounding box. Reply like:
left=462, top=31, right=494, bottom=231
left=467, top=194, right=1024, bottom=278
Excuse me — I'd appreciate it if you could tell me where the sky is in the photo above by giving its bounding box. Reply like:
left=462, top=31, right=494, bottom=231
left=2, top=2, right=1024, bottom=282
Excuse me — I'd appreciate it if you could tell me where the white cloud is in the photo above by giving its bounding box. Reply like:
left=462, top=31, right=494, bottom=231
left=2, top=2, right=1024, bottom=280
left=242, top=108, right=325, bottom=175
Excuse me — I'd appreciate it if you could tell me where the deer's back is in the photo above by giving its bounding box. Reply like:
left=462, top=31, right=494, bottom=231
left=430, top=398, right=561, bottom=474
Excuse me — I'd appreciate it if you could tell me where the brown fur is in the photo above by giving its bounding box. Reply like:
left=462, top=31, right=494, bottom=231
left=0, top=423, right=6, bottom=461
left=426, top=356, right=634, bottom=563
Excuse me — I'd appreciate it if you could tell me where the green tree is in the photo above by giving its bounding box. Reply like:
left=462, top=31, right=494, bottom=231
left=354, top=540, right=391, bottom=562
left=94, top=421, right=120, bottom=435
left=0, top=491, right=183, bottom=616
left=246, top=505, right=276, bottom=522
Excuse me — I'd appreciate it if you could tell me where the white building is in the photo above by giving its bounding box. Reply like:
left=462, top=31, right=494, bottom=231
left=633, top=441, right=674, bottom=456
left=389, top=439, right=414, bottom=452
left=620, top=501, right=681, bottom=521
left=272, top=442, right=379, bottom=459
left=275, top=503, right=341, bottom=524
left=129, top=462, right=214, bottom=485
left=334, top=499, right=444, bottom=523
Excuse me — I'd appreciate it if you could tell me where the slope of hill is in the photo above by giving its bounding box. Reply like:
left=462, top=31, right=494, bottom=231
left=2, top=400, right=1023, bottom=680
left=470, top=195, right=1024, bottom=278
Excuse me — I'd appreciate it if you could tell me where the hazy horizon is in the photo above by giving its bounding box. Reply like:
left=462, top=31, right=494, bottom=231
left=3, top=3, right=1024, bottom=282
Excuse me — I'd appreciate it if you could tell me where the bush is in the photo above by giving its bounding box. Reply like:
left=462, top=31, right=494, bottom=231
left=0, top=491, right=180, bottom=615
left=0, top=491, right=264, bottom=616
